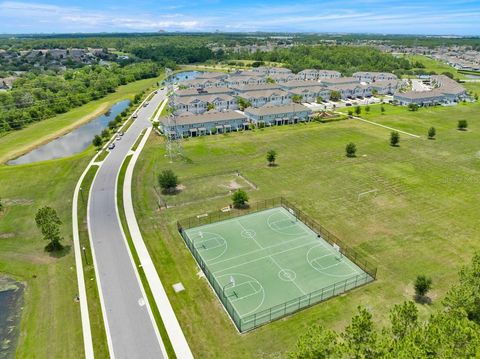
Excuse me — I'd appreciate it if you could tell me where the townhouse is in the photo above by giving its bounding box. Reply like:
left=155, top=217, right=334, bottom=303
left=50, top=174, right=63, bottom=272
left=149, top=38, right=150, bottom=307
left=329, top=84, right=373, bottom=99
left=297, top=69, right=341, bottom=81
left=182, top=78, right=226, bottom=89
left=244, top=103, right=312, bottom=126
left=320, top=77, right=359, bottom=86
left=224, top=76, right=267, bottom=87
left=353, top=72, right=398, bottom=83
left=160, top=110, right=249, bottom=137
left=173, top=86, right=233, bottom=98
left=172, top=94, right=237, bottom=114
left=237, top=89, right=291, bottom=107
left=288, top=86, right=331, bottom=102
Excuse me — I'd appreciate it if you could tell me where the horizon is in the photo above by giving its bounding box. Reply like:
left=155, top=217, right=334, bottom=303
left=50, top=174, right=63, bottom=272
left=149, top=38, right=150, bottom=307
left=0, top=0, right=479, bottom=36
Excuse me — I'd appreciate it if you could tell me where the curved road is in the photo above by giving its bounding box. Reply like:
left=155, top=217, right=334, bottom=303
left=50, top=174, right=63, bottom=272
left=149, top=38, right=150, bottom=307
left=88, top=89, right=167, bottom=359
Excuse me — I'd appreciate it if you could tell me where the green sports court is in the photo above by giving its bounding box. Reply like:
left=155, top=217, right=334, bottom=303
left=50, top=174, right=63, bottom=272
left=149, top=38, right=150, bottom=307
left=179, top=201, right=376, bottom=332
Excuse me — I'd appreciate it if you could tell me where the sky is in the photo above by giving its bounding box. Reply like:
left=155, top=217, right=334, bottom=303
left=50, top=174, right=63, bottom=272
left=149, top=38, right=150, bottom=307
left=0, top=0, right=479, bottom=35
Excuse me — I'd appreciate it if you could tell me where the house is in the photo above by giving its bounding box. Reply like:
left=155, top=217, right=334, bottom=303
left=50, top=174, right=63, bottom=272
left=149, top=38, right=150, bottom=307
left=369, top=80, right=401, bottom=95
left=353, top=72, right=398, bottom=83
left=267, top=67, right=293, bottom=75
left=172, top=94, right=237, bottom=114
left=182, top=78, right=226, bottom=88
left=320, top=77, right=359, bottom=86
left=297, top=69, right=341, bottom=81
left=174, top=86, right=233, bottom=98
left=268, top=73, right=300, bottom=83
left=288, top=86, right=331, bottom=102
left=244, top=103, right=312, bottom=126
left=393, top=75, right=467, bottom=106
left=230, top=83, right=281, bottom=94
left=329, top=84, right=373, bottom=99
left=195, top=72, right=229, bottom=80
left=280, top=80, right=326, bottom=90
left=224, top=76, right=266, bottom=87
left=237, top=89, right=291, bottom=108
left=160, top=110, right=249, bottom=137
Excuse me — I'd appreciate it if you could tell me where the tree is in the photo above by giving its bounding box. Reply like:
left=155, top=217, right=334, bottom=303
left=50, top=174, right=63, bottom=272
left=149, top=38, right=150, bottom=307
left=365, top=105, right=371, bottom=113
left=101, top=129, right=110, bottom=138
left=206, top=102, right=215, bottom=111
left=292, top=94, right=302, bottom=104
left=345, top=142, right=357, bottom=157
left=92, top=135, right=102, bottom=147
left=232, top=189, right=249, bottom=209
left=389, top=301, right=418, bottom=340
left=236, top=97, right=252, bottom=111
left=266, top=149, right=277, bottom=166
left=329, top=90, right=341, bottom=102
left=458, top=119, right=468, bottom=131
left=266, top=77, right=275, bottom=84
left=35, top=206, right=63, bottom=251
left=354, top=106, right=361, bottom=116
left=408, top=103, right=419, bottom=111
left=347, top=110, right=353, bottom=116
left=390, top=131, right=400, bottom=146
left=414, top=275, right=432, bottom=300
left=428, top=127, right=436, bottom=139
left=381, top=105, right=386, bottom=114
left=341, top=307, right=379, bottom=358
left=158, top=169, right=179, bottom=193
left=290, top=325, right=338, bottom=359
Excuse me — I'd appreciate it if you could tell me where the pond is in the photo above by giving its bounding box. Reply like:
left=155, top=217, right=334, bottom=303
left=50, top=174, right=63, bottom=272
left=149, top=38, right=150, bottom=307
left=8, top=100, right=131, bottom=165
left=465, top=74, right=480, bottom=79
left=164, top=70, right=202, bottom=84
left=0, top=277, right=24, bottom=359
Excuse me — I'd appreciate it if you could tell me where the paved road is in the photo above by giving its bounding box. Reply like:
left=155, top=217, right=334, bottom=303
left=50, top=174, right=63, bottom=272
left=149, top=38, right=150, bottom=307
left=88, top=89, right=167, bottom=359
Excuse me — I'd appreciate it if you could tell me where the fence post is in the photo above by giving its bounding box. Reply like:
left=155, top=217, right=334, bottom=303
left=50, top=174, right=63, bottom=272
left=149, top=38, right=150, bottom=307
left=254, top=313, right=257, bottom=328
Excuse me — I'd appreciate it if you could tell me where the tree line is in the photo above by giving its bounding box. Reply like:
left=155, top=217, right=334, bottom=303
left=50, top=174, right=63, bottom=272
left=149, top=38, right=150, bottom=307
left=0, top=61, right=159, bottom=132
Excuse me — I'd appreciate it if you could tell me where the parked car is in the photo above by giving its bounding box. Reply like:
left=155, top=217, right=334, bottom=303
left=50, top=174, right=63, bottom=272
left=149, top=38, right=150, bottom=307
left=143, top=101, right=149, bottom=107
left=108, top=143, right=115, bottom=150
left=118, top=131, right=124, bottom=136
left=116, top=136, right=121, bottom=141
left=133, top=113, right=138, bottom=119
left=346, top=103, right=352, bottom=107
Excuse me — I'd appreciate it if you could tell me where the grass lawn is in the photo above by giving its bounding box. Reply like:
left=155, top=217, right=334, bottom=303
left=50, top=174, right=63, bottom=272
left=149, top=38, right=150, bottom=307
left=0, top=152, right=91, bottom=358
left=401, top=54, right=467, bottom=80
left=0, top=75, right=162, bottom=164
left=132, top=103, right=480, bottom=358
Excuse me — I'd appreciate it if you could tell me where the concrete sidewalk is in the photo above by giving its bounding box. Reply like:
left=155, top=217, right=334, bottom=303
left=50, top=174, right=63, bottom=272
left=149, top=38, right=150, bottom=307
left=123, top=127, right=193, bottom=359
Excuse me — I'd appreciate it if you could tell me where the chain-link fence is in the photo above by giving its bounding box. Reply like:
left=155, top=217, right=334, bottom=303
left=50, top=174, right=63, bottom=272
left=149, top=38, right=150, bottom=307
left=177, top=197, right=377, bottom=332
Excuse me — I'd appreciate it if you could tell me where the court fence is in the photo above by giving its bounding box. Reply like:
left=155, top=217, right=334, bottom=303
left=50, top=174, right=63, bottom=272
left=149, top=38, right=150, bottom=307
left=177, top=197, right=377, bottom=332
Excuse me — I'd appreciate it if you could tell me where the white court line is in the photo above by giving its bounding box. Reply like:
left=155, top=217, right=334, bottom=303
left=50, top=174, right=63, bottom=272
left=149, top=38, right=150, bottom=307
left=236, top=219, right=264, bottom=249
left=213, top=241, right=316, bottom=275
left=208, top=233, right=311, bottom=267
left=237, top=220, right=306, bottom=295
left=269, top=255, right=307, bottom=296
left=231, top=282, right=262, bottom=302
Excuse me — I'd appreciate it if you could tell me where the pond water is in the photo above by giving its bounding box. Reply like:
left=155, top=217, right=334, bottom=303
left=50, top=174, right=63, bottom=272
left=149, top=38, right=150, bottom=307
left=0, top=277, right=24, bottom=359
left=465, top=74, right=480, bottom=79
left=164, top=70, right=202, bottom=84
left=8, top=100, right=130, bottom=165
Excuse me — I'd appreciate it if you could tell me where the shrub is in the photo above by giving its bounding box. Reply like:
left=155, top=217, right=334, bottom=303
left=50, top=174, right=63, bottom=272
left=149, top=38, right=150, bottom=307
left=414, top=275, right=432, bottom=301
left=345, top=142, right=357, bottom=157
left=158, top=169, right=179, bottom=193
left=458, top=120, right=468, bottom=130
left=267, top=149, right=277, bottom=166
left=92, top=135, right=103, bottom=147
left=232, top=189, right=249, bottom=208
left=390, top=131, right=400, bottom=146
left=428, top=127, right=436, bottom=139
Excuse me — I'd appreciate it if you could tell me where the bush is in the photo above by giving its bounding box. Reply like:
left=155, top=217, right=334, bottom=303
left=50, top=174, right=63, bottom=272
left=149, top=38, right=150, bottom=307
left=92, top=135, right=102, bottom=147
left=210, top=127, right=217, bottom=135
left=428, top=127, right=436, bottom=139
left=267, top=149, right=277, bottom=166
left=408, top=103, right=419, bottom=111
left=458, top=120, right=468, bottom=130
left=101, top=129, right=110, bottom=138
left=414, top=275, right=432, bottom=301
left=390, top=131, right=400, bottom=146
left=345, top=142, right=357, bottom=157
left=355, top=106, right=361, bottom=115
left=158, top=169, right=179, bottom=193
left=232, top=189, right=249, bottom=208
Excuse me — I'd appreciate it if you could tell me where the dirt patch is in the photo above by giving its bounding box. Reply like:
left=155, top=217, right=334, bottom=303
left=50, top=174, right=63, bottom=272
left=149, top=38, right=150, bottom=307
left=220, top=179, right=244, bottom=190
left=0, top=251, right=54, bottom=265
left=0, top=233, right=15, bottom=240
left=3, top=198, right=34, bottom=206
left=176, top=184, right=186, bottom=191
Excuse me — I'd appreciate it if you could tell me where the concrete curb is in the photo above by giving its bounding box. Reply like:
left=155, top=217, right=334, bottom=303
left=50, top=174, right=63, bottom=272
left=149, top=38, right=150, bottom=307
left=123, top=127, right=194, bottom=359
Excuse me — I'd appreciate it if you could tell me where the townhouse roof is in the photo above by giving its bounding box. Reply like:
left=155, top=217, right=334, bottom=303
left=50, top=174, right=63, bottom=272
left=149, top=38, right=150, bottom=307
left=319, top=77, right=359, bottom=85
left=281, top=80, right=324, bottom=88
left=175, top=94, right=235, bottom=105
left=238, top=89, right=290, bottom=99
left=353, top=72, right=398, bottom=78
left=231, top=83, right=281, bottom=92
left=162, top=110, right=247, bottom=126
left=175, top=86, right=232, bottom=97
left=244, top=103, right=311, bottom=116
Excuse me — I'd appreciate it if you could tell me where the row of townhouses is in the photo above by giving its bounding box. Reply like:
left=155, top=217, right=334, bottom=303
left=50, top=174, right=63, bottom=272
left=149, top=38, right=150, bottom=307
left=393, top=75, right=468, bottom=106
left=171, top=70, right=402, bottom=115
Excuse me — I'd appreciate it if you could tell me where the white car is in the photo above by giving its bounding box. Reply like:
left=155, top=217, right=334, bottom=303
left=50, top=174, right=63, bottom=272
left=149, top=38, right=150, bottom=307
left=108, top=143, right=115, bottom=150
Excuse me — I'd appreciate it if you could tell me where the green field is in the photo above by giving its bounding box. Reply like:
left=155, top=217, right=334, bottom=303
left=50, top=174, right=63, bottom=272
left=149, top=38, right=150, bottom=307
left=401, top=54, right=467, bottom=80
left=181, top=206, right=373, bottom=332
left=132, top=100, right=480, bottom=357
